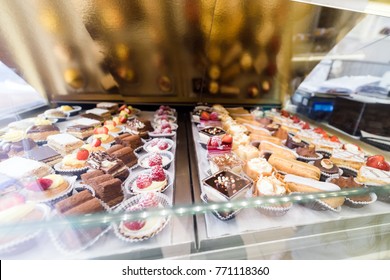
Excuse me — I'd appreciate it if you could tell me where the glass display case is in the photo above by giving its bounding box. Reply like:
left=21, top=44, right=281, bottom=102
left=0, top=0, right=390, bottom=260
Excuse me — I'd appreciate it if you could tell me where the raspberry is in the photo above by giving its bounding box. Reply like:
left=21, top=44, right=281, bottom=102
left=148, top=153, right=163, bottom=166
left=136, top=174, right=152, bottom=189
left=138, top=193, right=159, bottom=208
left=25, top=178, right=53, bottom=192
left=151, top=165, right=166, bottom=181
left=162, top=127, right=172, bottom=133
left=158, top=141, right=168, bottom=150
left=161, top=121, right=171, bottom=129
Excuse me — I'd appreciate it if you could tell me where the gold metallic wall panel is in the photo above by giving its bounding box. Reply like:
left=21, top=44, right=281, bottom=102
left=0, top=0, right=363, bottom=105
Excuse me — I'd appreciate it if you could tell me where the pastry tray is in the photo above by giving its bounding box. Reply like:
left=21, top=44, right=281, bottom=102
left=1, top=111, right=195, bottom=260
left=190, top=119, right=390, bottom=254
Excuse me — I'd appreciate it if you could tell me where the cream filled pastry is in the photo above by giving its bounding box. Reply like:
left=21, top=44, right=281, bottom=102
left=119, top=193, right=166, bottom=239
left=244, top=157, right=273, bottom=181
left=255, top=174, right=286, bottom=196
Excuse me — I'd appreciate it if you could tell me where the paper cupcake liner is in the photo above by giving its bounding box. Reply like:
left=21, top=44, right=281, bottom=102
left=137, top=151, right=174, bottom=170
left=48, top=199, right=111, bottom=255
left=143, top=139, right=174, bottom=153
left=344, top=192, right=377, bottom=208
left=0, top=204, right=50, bottom=256
left=54, top=163, right=89, bottom=178
left=319, top=168, right=343, bottom=182
left=73, top=182, right=96, bottom=197
left=200, top=193, right=240, bottom=221
left=366, top=185, right=390, bottom=203
left=257, top=202, right=293, bottom=217
left=297, top=152, right=323, bottom=163
left=299, top=198, right=341, bottom=212
left=112, top=193, right=172, bottom=243
left=148, top=131, right=176, bottom=138
left=24, top=176, right=77, bottom=205
left=315, top=149, right=332, bottom=158
left=337, top=166, right=358, bottom=178
left=35, top=140, right=48, bottom=146
left=124, top=170, right=173, bottom=196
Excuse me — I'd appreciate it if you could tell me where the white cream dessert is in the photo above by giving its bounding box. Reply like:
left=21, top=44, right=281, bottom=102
left=284, top=174, right=340, bottom=192
left=245, top=157, right=273, bottom=180
left=357, top=166, right=390, bottom=185
left=0, top=157, right=52, bottom=179
left=256, top=174, right=286, bottom=196
left=61, top=154, right=87, bottom=169
left=72, top=118, right=101, bottom=127
left=47, top=133, right=84, bottom=155
left=330, top=149, right=365, bottom=170
left=119, top=193, right=166, bottom=239
left=235, top=145, right=259, bottom=161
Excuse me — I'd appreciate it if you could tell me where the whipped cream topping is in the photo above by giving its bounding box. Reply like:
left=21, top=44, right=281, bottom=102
left=248, top=158, right=273, bottom=175
left=256, top=174, right=286, bottom=195
left=284, top=174, right=340, bottom=191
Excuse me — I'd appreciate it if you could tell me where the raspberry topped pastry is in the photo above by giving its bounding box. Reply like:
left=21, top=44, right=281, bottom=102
left=144, top=138, right=173, bottom=153
left=148, top=153, right=163, bottom=167
left=132, top=165, right=169, bottom=193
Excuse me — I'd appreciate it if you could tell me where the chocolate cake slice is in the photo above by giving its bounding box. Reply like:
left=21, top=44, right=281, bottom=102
left=66, top=125, right=94, bottom=139
left=55, top=190, right=94, bottom=214
left=64, top=198, right=105, bottom=215
left=107, top=145, right=137, bottom=168
left=115, top=133, right=143, bottom=150
left=81, top=170, right=105, bottom=183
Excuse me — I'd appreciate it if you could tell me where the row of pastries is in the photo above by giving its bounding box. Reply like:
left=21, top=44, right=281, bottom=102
left=0, top=103, right=178, bottom=255
left=195, top=104, right=389, bottom=216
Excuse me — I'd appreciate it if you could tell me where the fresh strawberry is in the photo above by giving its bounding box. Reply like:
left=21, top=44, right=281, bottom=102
left=0, top=193, right=25, bottom=212
left=151, top=165, right=166, bottom=181
left=366, top=155, right=390, bottom=171
left=221, top=134, right=233, bottom=144
left=94, top=126, right=109, bottom=135
left=118, top=104, right=127, bottom=112
left=200, top=111, right=210, bottom=121
left=136, top=174, right=152, bottom=189
left=25, top=178, right=53, bottom=192
left=158, top=141, right=169, bottom=150
left=104, top=120, right=117, bottom=127
left=281, top=110, right=290, bottom=118
left=330, top=135, right=340, bottom=143
left=91, top=138, right=102, bottom=147
left=313, top=127, right=324, bottom=134
left=119, top=115, right=128, bottom=124
left=291, top=115, right=300, bottom=123
left=322, top=135, right=330, bottom=141
left=301, top=122, right=310, bottom=130
left=148, top=153, right=163, bottom=166
left=77, top=148, right=90, bottom=160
